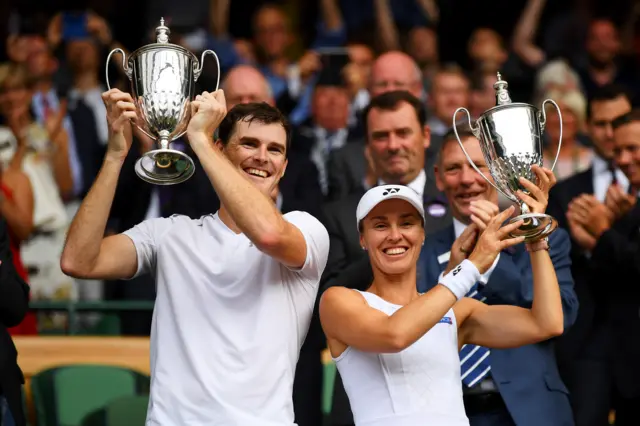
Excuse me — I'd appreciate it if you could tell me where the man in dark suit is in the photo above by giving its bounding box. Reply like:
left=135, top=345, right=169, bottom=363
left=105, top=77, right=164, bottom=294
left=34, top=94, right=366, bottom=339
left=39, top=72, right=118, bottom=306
left=321, top=90, right=450, bottom=285
left=320, top=90, right=450, bottom=426
left=420, top=131, right=577, bottom=426
left=0, top=218, right=30, bottom=426
left=546, top=84, right=633, bottom=426
left=561, top=109, right=640, bottom=426
left=325, top=51, right=429, bottom=202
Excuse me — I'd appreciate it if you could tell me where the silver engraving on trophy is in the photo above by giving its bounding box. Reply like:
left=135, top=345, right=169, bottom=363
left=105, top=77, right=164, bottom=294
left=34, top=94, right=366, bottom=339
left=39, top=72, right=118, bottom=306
left=105, top=18, right=221, bottom=185
left=452, top=72, right=563, bottom=242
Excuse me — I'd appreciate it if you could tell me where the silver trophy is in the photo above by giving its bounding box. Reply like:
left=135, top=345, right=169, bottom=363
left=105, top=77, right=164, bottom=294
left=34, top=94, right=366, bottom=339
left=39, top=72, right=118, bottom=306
left=105, top=18, right=220, bottom=185
left=452, top=73, right=562, bottom=242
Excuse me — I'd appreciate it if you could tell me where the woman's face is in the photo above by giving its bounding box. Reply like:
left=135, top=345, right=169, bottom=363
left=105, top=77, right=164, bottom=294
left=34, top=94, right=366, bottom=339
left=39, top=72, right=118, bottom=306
left=360, top=199, right=424, bottom=277
left=545, top=103, right=579, bottom=145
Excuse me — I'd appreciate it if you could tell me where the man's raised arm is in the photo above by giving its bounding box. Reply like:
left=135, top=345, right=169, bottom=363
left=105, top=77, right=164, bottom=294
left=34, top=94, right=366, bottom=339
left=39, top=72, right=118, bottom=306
left=187, top=91, right=327, bottom=270
left=60, top=89, right=140, bottom=280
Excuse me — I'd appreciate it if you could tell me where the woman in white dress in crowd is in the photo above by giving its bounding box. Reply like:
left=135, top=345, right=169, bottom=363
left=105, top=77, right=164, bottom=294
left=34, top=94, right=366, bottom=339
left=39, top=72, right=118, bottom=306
left=319, top=165, right=562, bottom=426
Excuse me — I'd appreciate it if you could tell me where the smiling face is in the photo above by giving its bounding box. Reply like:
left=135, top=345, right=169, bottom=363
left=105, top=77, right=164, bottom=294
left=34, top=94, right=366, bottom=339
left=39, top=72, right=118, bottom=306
left=217, top=119, right=288, bottom=196
left=613, top=121, right=640, bottom=188
left=435, top=136, right=497, bottom=223
left=360, top=198, right=424, bottom=276
left=367, top=101, right=430, bottom=184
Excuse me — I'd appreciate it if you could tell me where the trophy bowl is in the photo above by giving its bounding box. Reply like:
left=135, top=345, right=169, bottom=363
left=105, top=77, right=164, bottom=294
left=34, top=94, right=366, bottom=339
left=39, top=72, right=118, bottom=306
left=105, top=18, right=220, bottom=185
left=453, top=73, right=562, bottom=242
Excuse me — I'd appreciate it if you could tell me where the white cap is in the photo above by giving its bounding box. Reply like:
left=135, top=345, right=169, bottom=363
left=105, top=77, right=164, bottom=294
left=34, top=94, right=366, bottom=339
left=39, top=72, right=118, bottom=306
left=356, top=185, right=425, bottom=231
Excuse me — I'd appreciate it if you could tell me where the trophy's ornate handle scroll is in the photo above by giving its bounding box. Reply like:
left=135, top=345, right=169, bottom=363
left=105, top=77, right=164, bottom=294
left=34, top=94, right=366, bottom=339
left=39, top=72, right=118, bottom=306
left=539, top=99, right=563, bottom=172
left=452, top=107, right=516, bottom=202
left=194, top=50, right=222, bottom=90
left=105, top=48, right=131, bottom=91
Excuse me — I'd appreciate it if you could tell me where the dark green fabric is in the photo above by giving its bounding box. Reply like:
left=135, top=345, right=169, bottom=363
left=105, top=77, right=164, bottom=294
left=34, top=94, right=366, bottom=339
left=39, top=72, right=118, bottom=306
left=30, top=365, right=150, bottom=426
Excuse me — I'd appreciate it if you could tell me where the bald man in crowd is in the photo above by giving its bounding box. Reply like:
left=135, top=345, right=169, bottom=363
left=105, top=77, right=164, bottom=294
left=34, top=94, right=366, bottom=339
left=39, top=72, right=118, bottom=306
left=326, top=51, right=429, bottom=200
left=222, top=65, right=275, bottom=109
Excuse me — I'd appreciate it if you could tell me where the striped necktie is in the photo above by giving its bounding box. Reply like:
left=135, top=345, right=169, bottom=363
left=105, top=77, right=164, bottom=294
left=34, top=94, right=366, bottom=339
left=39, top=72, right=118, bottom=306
left=459, top=282, right=491, bottom=387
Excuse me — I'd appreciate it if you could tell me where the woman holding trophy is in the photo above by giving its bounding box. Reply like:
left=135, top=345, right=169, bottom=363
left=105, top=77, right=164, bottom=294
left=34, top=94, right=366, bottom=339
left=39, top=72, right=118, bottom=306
left=319, top=164, right=562, bottom=426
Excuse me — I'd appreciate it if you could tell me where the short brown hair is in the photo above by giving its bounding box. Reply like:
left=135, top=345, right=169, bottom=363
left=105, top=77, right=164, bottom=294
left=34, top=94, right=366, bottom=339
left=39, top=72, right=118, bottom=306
left=612, top=109, right=640, bottom=130
left=437, top=124, right=477, bottom=166
left=218, top=102, right=291, bottom=156
left=363, top=90, right=427, bottom=139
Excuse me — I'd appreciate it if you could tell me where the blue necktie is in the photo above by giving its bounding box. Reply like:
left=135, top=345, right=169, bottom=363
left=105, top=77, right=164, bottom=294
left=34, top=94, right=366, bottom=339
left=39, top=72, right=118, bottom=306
left=459, top=282, right=491, bottom=387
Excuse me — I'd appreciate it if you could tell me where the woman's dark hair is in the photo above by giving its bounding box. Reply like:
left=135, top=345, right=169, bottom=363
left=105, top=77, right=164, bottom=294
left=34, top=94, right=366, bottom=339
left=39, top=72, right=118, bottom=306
left=217, top=102, right=291, bottom=156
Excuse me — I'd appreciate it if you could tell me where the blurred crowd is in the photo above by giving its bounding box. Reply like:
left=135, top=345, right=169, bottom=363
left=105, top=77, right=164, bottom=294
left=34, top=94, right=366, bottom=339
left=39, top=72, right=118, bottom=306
left=2, top=0, right=640, bottom=425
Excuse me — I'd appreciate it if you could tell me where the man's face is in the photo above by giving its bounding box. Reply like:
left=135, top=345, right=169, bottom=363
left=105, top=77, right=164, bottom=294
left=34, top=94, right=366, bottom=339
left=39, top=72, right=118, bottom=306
left=586, top=20, right=620, bottom=65
left=218, top=119, right=288, bottom=196
left=369, top=57, right=422, bottom=98
left=429, top=72, right=470, bottom=123
left=613, top=122, right=640, bottom=188
left=435, top=136, right=497, bottom=222
left=546, top=102, right=580, bottom=144
left=407, top=27, right=438, bottom=68
left=253, top=7, right=290, bottom=59
left=470, top=74, right=498, bottom=119
left=468, top=28, right=506, bottom=71
left=25, top=38, right=56, bottom=81
left=348, top=43, right=374, bottom=82
left=311, top=86, right=350, bottom=131
left=66, top=39, right=100, bottom=74
left=367, top=102, right=429, bottom=184
left=589, top=96, right=632, bottom=160
left=225, top=72, right=273, bottom=110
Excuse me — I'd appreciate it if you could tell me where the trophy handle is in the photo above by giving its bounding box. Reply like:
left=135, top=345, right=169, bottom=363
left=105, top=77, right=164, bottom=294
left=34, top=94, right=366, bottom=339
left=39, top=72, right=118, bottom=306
left=453, top=107, right=516, bottom=202
left=105, top=48, right=131, bottom=90
left=539, top=99, right=563, bottom=172
left=195, top=50, right=221, bottom=89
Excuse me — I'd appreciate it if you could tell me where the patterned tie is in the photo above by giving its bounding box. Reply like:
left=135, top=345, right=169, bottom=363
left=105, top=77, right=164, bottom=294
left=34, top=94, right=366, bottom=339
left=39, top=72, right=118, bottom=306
left=459, top=282, right=491, bottom=387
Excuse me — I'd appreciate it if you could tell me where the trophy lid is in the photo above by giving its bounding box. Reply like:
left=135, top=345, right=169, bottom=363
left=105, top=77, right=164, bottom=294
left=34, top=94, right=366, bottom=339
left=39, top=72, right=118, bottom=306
left=494, top=72, right=512, bottom=106
left=156, top=18, right=170, bottom=44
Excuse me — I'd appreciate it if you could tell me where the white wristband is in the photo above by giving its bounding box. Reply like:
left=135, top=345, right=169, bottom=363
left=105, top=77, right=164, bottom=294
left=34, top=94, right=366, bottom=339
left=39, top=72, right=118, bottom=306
left=439, top=259, right=481, bottom=300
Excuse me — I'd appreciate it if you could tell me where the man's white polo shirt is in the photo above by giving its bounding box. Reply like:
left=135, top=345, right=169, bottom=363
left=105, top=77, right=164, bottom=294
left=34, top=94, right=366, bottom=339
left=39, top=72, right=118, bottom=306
left=123, top=211, right=330, bottom=425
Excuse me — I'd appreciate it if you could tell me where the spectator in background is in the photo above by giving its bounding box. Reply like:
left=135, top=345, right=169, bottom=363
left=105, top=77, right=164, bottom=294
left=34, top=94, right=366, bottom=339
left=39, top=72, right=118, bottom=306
left=0, top=218, right=30, bottom=426
left=292, top=62, right=351, bottom=196
left=405, top=24, right=440, bottom=87
left=326, top=51, right=425, bottom=201
left=469, top=70, right=498, bottom=120
left=542, top=89, right=593, bottom=181
left=548, top=84, right=633, bottom=426
left=534, top=59, right=583, bottom=105
left=427, top=64, right=470, bottom=140
left=0, top=65, right=73, bottom=334
left=209, top=0, right=346, bottom=124
left=576, top=18, right=639, bottom=100
left=562, top=109, right=640, bottom=426
left=418, top=131, right=576, bottom=426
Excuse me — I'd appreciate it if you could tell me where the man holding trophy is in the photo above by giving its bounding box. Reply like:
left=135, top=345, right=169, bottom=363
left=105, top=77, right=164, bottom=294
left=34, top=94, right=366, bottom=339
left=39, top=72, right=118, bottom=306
left=61, top=57, right=329, bottom=426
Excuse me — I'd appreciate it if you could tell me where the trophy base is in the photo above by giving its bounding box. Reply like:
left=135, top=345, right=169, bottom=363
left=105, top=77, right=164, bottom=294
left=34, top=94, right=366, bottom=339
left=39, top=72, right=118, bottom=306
left=507, top=213, right=557, bottom=243
left=135, top=149, right=195, bottom=185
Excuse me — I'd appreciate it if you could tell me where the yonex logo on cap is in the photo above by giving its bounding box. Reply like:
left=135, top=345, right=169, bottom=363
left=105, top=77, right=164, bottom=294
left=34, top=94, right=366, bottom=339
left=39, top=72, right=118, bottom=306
left=382, top=187, right=401, bottom=196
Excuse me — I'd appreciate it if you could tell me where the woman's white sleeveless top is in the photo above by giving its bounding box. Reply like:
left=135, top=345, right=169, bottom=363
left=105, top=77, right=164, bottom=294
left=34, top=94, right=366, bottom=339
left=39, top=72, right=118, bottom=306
left=333, top=291, right=470, bottom=426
